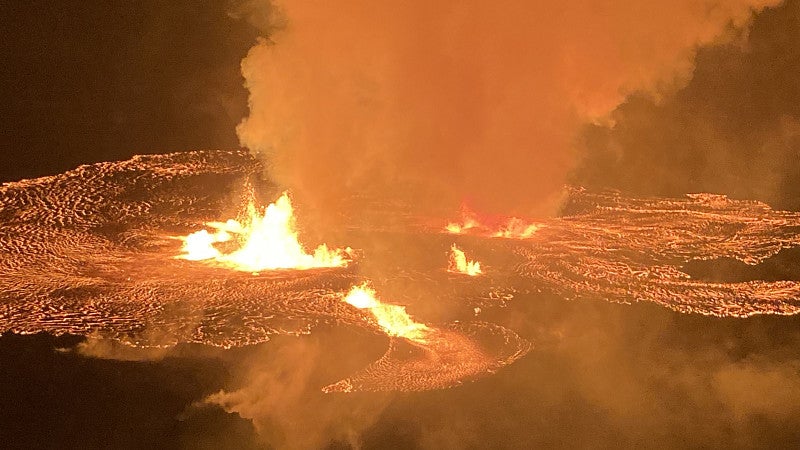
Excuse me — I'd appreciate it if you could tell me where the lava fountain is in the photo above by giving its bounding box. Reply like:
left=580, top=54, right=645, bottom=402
left=445, top=206, right=542, bottom=239
left=448, top=244, right=482, bottom=276
left=178, top=191, right=350, bottom=272
left=343, top=283, right=430, bottom=343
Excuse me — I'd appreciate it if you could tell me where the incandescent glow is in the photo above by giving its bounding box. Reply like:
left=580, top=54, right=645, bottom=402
left=445, top=207, right=541, bottom=239
left=448, top=244, right=482, bottom=276
left=178, top=191, right=349, bottom=272
left=181, top=229, right=230, bottom=261
left=492, top=217, right=541, bottom=239
left=445, top=215, right=480, bottom=234
left=343, top=283, right=430, bottom=343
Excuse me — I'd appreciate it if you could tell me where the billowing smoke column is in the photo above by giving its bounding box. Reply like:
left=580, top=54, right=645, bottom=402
left=237, top=0, right=780, bottom=218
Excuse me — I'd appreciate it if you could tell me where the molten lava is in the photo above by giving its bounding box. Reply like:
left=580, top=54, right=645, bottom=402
left=6, top=150, right=800, bottom=391
left=491, top=217, right=541, bottom=238
left=448, top=244, right=482, bottom=276
left=445, top=215, right=480, bottom=234
left=445, top=207, right=541, bottom=239
left=343, top=283, right=430, bottom=343
left=178, top=191, right=349, bottom=272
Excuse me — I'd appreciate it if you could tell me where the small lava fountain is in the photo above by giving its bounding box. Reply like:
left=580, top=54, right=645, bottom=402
left=447, top=244, right=482, bottom=276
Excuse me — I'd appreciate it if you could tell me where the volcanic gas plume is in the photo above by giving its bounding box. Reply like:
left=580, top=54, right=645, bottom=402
left=2, top=151, right=800, bottom=393
left=236, top=0, right=781, bottom=219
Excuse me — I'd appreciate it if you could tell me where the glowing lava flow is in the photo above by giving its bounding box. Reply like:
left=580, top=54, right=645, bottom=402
left=448, top=244, right=482, bottom=276
left=343, top=283, right=430, bottom=343
left=178, top=191, right=349, bottom=271
left=445, top=208, right=541, bottom=239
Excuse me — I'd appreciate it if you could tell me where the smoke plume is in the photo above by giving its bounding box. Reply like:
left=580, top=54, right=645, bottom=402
left=236, top=0, right=780, bottom=218
left=575, top=0, right=800, bottom=210
left=205, top=331, right=392, bottom=449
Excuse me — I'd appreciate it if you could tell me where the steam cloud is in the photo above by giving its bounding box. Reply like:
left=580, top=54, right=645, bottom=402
left=576, top=0, right=800, bottom=210
left=205, top=332, right=391, bottom=449
left=236, top=0, right=780, bottom=218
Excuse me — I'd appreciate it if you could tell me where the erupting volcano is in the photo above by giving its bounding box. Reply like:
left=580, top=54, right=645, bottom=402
left=1, top=150, right=800, bottom=393
left=8, top=0, right=800, bottom=446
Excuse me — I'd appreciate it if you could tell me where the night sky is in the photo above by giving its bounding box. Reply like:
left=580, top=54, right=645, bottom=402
left=2, top=1, right=800, bottom=449
left=1, top=1, right=256, bottom=182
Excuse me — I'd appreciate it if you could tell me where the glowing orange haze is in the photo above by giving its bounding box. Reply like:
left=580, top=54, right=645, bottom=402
left=237, top=0, right=778, bottom=218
